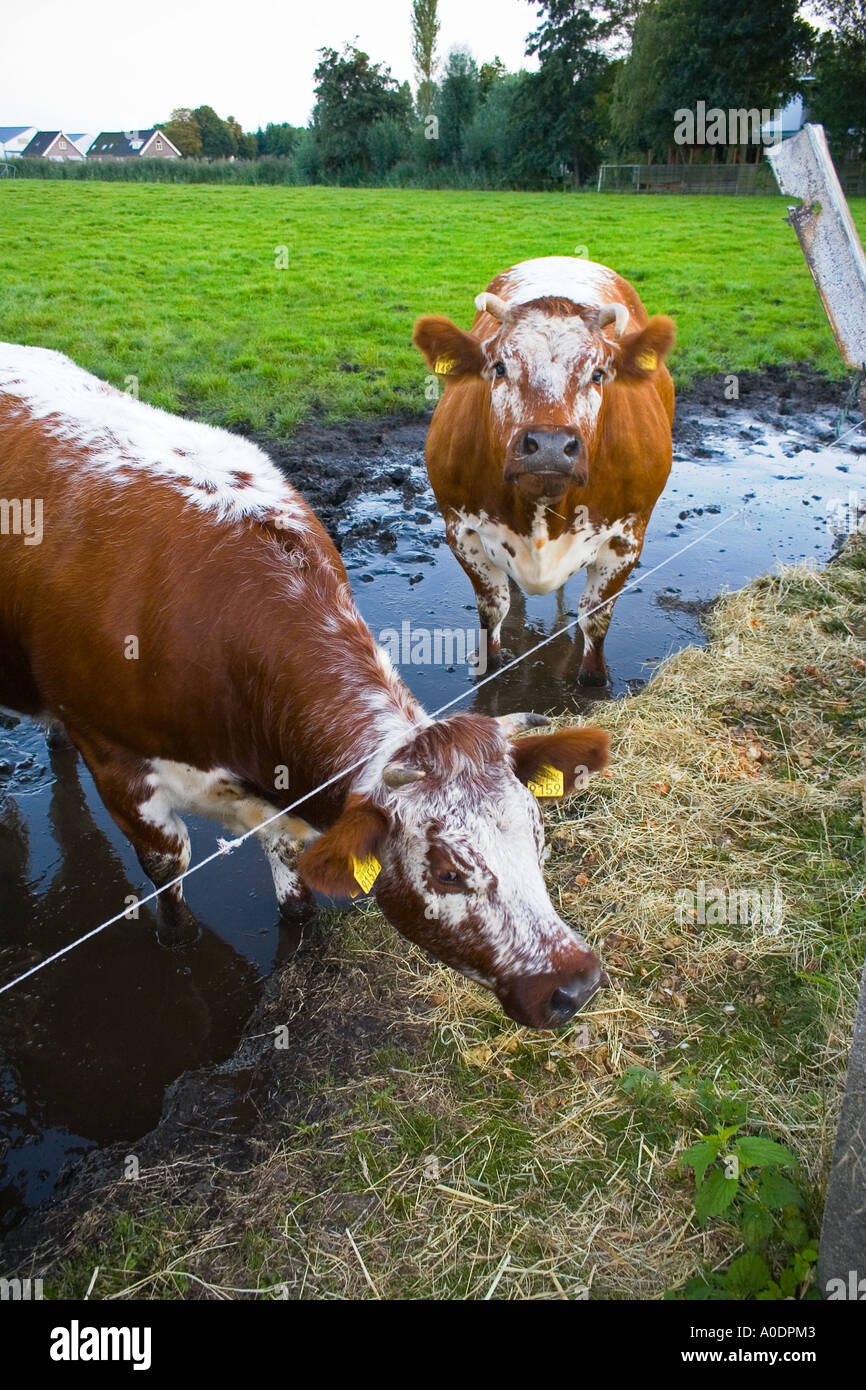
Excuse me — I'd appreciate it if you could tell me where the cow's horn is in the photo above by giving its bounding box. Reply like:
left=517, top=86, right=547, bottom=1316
left=382, top=763, right=427, bottom=789
left=497, top=712, right=550, bottom=734
left=598, top=302, right=630, bottom=338
left=474, top=292, right=510, bottom=321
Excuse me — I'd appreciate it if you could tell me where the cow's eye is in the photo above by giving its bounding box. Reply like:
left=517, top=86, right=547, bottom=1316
left=434, top=868, right=466, bottom=891
left=493, top=361, right=507, bottom=378
left=592, top=369, right=604, bottom=384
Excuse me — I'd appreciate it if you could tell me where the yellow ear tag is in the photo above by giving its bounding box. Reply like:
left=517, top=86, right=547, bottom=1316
left=636, top=350, right=658, bottom=372
left=351, top=853, right=381, bottom=895
left=527, top=764, right=565, bottom=798
left=434, top=355, right=456, bottom=376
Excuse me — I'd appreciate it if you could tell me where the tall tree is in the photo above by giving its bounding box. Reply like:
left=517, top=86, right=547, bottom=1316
left=462, top=72, right=524, bottom=181
left=411, top=0, right=440, bottom=115
left=255, top=123, right=303, bottom=157
left=435, top=48, right=481, bottom=164
left=159, top=108, right=202, bottom=157
left=193, top=105, right=237, bottom=159
left=810, top=0, right=866, bottom=157
left=610, top=0, right=811, bottom=162
left=312, top=45, right=413, bottom=179
left=609, top=1, right=683, bottom=160
left=226, top=117, right=257, bottom=160
left=511, top=3, right=612, bottom=187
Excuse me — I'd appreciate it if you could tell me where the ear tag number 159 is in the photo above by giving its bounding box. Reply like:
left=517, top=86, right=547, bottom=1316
left=527, top=764, right=564, bottom=798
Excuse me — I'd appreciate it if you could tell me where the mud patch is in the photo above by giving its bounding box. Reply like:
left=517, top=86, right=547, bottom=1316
left=260, top=412, right=431, bottom=543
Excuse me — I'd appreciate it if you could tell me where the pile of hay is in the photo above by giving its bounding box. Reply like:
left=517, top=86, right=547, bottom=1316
left=404, top=539, right=865, bottom=1297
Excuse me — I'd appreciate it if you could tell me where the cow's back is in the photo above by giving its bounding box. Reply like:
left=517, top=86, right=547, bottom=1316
left=0, top=344, right=342, bottom=761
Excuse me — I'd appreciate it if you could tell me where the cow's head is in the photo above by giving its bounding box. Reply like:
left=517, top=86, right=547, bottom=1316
left=414, top=295, right=675, bottom=500
left=297, top=712, right=610, bottom=1029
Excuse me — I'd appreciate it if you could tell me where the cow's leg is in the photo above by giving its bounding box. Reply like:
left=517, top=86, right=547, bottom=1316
left=136, top=760, right=320, bottom=925
left=555, top=584, right=569, bottom=626
left=38, top=714, right=72, bottom=750
left=447, top=521, right=511, bottom=655
left=577, top=534, right=642, bottom=687
left=259, top=823, right=319, bottom=923
left=72, top=740, right=200, bottom=946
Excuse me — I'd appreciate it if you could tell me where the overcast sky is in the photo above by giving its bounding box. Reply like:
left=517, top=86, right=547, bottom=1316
left=0, top=0, right=539, bottom=133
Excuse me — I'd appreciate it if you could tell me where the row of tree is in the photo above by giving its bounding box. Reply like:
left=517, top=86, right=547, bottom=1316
left=159, top=106, right=304, bottom=161
left=156, top=1, right=866, bottom=189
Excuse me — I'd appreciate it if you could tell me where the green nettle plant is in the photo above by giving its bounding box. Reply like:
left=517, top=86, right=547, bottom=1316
left=672, top=1123, right=819, bottom=1300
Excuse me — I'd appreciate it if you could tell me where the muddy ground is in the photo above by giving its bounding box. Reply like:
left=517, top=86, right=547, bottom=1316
left=267, top=365, right=856, bottom=539
left=1, top=365, right=864, bottom=1274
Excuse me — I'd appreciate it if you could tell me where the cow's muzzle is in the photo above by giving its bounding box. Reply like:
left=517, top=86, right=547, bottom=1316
left=504, top=430, right=587, bottom=497
left=499, top=955, right=604, bottom=1030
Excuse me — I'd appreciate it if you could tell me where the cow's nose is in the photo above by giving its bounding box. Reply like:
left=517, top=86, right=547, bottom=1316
left=501, top=960, right=603, bottom=1029
left=546, top=970, right=602, bottom=1024
left=518, top=430, right=583, bottom=476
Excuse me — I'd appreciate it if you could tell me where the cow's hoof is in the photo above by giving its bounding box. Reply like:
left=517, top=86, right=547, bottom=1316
left=577, top=665, right=608, bottom=688
left=275, top=900, right=316, bottom=963
left=278, top=896, right=317, bottom=929
left=44, top=721, right=72, bottom=751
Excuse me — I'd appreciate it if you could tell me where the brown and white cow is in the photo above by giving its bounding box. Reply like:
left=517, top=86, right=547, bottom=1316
left=0, top=342, right=610, bottom=1028
left=414, top=256, right=675, bottom=685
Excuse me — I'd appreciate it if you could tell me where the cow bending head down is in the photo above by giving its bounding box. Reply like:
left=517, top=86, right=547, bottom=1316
left=0, top=337, right=616, bottom=1032
left=414, top=293, right=675, bottom=501
left=297, top=713, right=610, bottom=1029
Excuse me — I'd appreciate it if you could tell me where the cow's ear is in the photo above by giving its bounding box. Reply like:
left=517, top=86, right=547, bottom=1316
left=615, top=315, right=675, bottom=383
left=297, top=798, right=390, bottom=898
left=511, top=728, right=610, bottom=798
left=413, top=315, right=485, bottom=380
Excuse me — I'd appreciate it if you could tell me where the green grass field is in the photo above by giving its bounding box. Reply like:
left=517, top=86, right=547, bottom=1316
left=2, top=183, right=864, bottom=436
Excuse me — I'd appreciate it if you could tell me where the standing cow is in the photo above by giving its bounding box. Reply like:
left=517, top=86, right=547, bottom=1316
left=414, top=256, right=675, bottom=685
left=0, top=342, right=611, bottom=1029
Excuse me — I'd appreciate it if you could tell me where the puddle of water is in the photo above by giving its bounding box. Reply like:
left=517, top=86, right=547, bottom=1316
left=0, top=395, right=862, bottom=1229
left=0, top=729, right=293, bottom=1229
